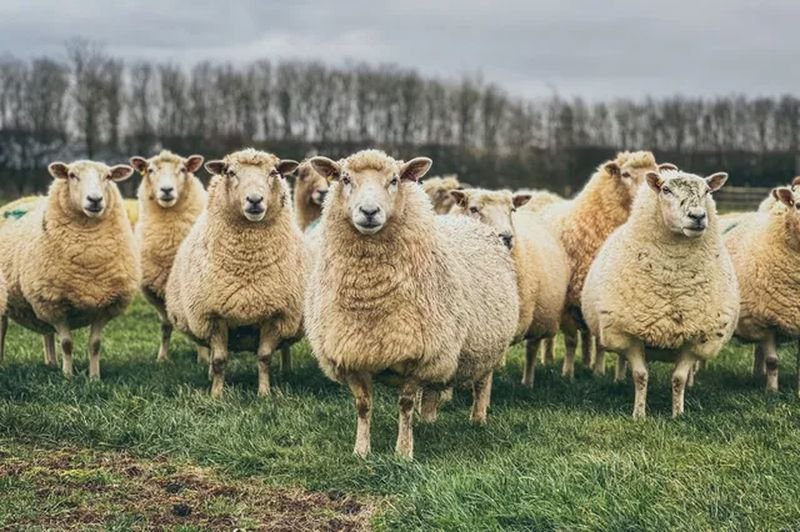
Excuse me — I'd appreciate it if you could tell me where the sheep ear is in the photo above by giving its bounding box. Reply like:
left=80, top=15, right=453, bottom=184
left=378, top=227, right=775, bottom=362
left=646, top=172, right=662, bottom=192
left=205, top=160, right=226, bottom=176
left=48, top=162, right=69, bottom=180
left=604, top=162, right=621, bottom=178
left=399, top=157, right=433, bottom=182
left=792, top=176, right=800, bottom=188
left=513, top=193, right=532, bottom=208
left=450, top=189, right=468, bottom=207
left=706, top=172, right=728, bottom=193
left=110, top=165, right=134, bottom=182
left=658, top=162, right=678, bottom=172
left=774, top=187, right=795, bottom=208
left=309, top=156, right=341, bottom=181
left=129, top=156, right=148, bottom=175
left=277, top=159, right=299, bottom=177
left=185, top=155, right=204, bottom=174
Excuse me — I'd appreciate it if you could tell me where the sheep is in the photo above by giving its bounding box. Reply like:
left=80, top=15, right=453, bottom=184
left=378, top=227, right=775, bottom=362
left=305, top=150, right=519, bottom=459
left=515, top=188, right=565, bottom=211
left=421, top=174, right=463, bottom=214
left=450, top=188, right=568, bottom=387
left=582, top=168, right=738, bottom=418
left=536, top=151, right=662, bottom=378
left=293, top=161, right=330, bottom=231
left=130, top=150, right=206, bottom=362
left=165, top=148, right=304, bottom=398
left=757, top=176, right=800, bottom=212
left=724, top=185, right=800, bottom=392
left=0, top=160, right=139, bottom=379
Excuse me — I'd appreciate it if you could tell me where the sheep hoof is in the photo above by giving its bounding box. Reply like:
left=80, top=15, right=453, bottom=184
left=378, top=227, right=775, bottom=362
left=353, top=446, right=370, bottom=459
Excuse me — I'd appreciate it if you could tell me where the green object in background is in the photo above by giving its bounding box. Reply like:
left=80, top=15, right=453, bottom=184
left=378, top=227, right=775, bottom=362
left=2, top=208, right=29, bottom=220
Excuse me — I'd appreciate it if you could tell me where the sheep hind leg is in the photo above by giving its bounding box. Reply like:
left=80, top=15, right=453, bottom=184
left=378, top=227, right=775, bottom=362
left=764, top=334, right=779, bottom=392
left=209, top=326, right=229, bottom=398
left=470, top=372, right=493, bottom=425
left=256, top=331, right=279, bottom=397
left=43, top=333, right=57, bottom=366
left=88, top=320, right=107, bottom=381
left=672, top=354, right=696, bottom=417
left=580, top=330, right=593, bottom=367
left=396, top=380, right=418, bottom=459
left=346, top=373, right=373, bottom=458
left=197, top=346, right=210, bottom=365
left=753, top=343, right=766, bottom=378
left=593, top=337, right=606, bottom=376
left=280, top=344, right=292, bottom=373
left=0, top=315, right=6, bottom=363
left=626, top=343, right=648, bottom=420
left=419, top=387, right=440, bottom=424
left=157, top=320, right=172, bottom=362
left=562, top=332, right=578, bottom=379
left=542, top=337, right=555, bottom=365
left=614, top=354, right=628, bottom=382
left=522, top=338, right=540, bottom=388
left=55, top=325, right=74, bottom=379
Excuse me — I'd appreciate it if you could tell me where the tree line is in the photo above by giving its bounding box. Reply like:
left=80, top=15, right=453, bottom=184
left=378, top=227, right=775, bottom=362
left=1, top=39, right=798, bottom=197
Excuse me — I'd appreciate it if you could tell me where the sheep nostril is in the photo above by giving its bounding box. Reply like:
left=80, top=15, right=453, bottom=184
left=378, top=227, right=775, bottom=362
left=160, top=186, right=175, bottom=195
left=359, top=206, right=380, bottom=217
left=500, top=233, right=514, bottom=249
left=87, top=195, right=103, bottom=205
left=246, top=194, right=264, bottom=205
left=688, top=211, right=707, bottom=222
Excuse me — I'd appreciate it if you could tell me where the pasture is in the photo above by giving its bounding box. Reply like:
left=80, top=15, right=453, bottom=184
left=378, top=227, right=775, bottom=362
left=2, top=296, right=800, bottom=530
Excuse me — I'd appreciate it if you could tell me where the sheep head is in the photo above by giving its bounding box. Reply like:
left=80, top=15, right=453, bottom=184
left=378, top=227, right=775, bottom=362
left=295, top=161, right=330, bottom=207
left=310, top=150, right=432, bottom=236
left=205, top=149, right=298, bottom=223
left=603, top=151, right=659, bottom=199
left=130, top=150, right=204, bottom=208
left=422, top=175, right=462, bottom=214
left=48, top=160, right=133, bottom=219
left=646, top=169, right=728, bottom=238
left=450, top=188, right=528, bottom=250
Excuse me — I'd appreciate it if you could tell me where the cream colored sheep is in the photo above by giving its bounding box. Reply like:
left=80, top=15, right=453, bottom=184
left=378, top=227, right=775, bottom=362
left=165, top=148, right=304, bottom=398
left=515, top=188, right=565, bottom=211
left=582, top=168, right=738, bottom=418
left=724, top=186, right=800, bottom=391
left=536, top=151, right=660, bottom=377
left=450, top=188, right=567, bottom=388
left=757, top=176, right=800, bottom=212
left=422, top=175, right=462, bottom=214
left=0, top=161, right=139, bottom=379
left=130, top=150, right=206, bottom=362
left=293, top=161, right=330, bottom=230
left=305, top=150, right=518, bottom=459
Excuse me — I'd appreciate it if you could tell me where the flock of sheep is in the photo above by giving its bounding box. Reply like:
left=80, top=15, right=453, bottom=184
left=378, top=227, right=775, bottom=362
left=0, top=147, right=797, bottom=459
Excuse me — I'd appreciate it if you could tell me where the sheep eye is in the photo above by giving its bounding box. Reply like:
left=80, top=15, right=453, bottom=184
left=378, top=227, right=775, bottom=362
left=469, top=206, right=479, bottom=214
left=511, top=207, right=517, bottom=213
left=341, top=176, right=351, bottom=186
left=795, top=203, right=800, bottom=210
left=180, top=166, right=187, bottom=173
left=622, top=171, right=631, bottom=178
left=68, top=172, right=78, bottom=180
left=389, top=177, right=398, bottom=187
left=662, top=187, right=673, bottom=196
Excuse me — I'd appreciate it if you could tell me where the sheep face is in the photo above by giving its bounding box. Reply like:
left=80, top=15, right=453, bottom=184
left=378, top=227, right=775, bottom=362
left=130, top=153, right=204, bottom=208
left=772, top=186, right=800, bottom=223
left=422, top=176, right=462, bottom=214
left=450, top=188, right=530, bottom=250
left=48, top=161, right=133, bottom=219
left=646, top=171, right=728, bottom=238
left=310, top=155, right=432, bottom=236
left=296, top=162, right=329, bottom=206
left=605, top=151, right=659, bottom=202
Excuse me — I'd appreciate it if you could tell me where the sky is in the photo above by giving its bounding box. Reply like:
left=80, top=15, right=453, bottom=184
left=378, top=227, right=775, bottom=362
left=1, top=0, right=798, bottom=100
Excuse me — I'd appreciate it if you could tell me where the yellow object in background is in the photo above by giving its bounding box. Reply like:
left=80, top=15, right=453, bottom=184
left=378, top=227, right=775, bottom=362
left=124, top=199, right=139, bottom=228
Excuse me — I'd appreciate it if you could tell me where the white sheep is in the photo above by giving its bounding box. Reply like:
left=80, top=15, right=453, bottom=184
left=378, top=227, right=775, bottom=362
left=305, top=150, right=519, bottom=459
left=582, top=168, right=738, bottom=418
left=421, top=174, right=463, bottom=214
left=724, top=186, right=800, bottom=391
left=130, top=150, right=206, bottom=362
left=0, top=161, right=139, bottom=378
left=450, top=188, right=568, bottom=388
left=165, top=148, right=304, bottom=398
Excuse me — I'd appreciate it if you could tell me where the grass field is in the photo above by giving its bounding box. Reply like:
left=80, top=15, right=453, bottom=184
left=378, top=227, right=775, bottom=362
left=2, top=297, right=800, bottom=530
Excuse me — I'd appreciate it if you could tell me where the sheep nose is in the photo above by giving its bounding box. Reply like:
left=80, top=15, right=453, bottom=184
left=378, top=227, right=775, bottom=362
left=500, top=232, right=514, bottom=249
left=318, top=190, right=328, bottom=201
left=246, top=194, right=264, bottom=205
left=86, top=194, right=103, bottom=205
left=359, top=205, right=380, bottom=217
left=160, top=186, right=175, bottom=195
left=688, top=211, right=706, bottom=222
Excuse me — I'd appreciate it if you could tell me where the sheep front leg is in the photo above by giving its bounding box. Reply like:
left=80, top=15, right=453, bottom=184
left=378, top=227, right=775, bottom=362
left=562, top=331, right=578, bottom=379
left=256, top=329, right=279, bottom=397
left=763, top=333, right=779, bottom=392
left=346, top=373, right=373, bottom=458
left=626, top=342, right=648, bottom=420
left=580, top=330, right=593, bottom=367
left=419, top=387, right=440, bottom=423
left=471, top=372, right=493, bottom=425
left=542, top=337, right=555, bottom=365
left=55, top=324, right=74, bottom=379
left=157, top=320, right=173, bottom=362
left=88, top=320, right=107, bottom=380
left=522, top=338, right=540, bottom=387
left=43, top=333, right=57, bottom=366
left=280, top=345, right=292, bottom=373
left=396, top=380, right=419, bottom=459
left=614, top=354, right=628, bottom=382
left=209, top=325, right=229, bottom=398
left=672, top=354, right=696, bottom=417
left=753, top=343, right=766, bottom=378
left=197, top=345, right=210, bottom=365
left=593, top=337, right=606, bottom=376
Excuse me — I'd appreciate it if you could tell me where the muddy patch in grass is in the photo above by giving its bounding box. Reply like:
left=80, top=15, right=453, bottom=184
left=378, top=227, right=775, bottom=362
left=0, top=442, right=375, bottom=531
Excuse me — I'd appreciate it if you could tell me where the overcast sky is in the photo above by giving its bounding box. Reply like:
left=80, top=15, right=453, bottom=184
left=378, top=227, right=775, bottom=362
left=1, top=0, right=798, bottom=100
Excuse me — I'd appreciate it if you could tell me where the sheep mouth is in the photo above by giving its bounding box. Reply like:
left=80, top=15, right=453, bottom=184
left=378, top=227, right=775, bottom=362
left=354, top=220, right=384, bottom=235
left=83, top=204, right=105, bottom=217
left=157, top=195, right=177, bottom=207
left=311, top=192, right=328, bottom=206
left=682, top=225, right=706, bottom=238
left=244, top=205, right=266, bottom=221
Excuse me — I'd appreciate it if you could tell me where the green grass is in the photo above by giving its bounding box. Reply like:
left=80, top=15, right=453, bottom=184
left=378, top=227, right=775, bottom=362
left=2, top=296, right=800, bottom=530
